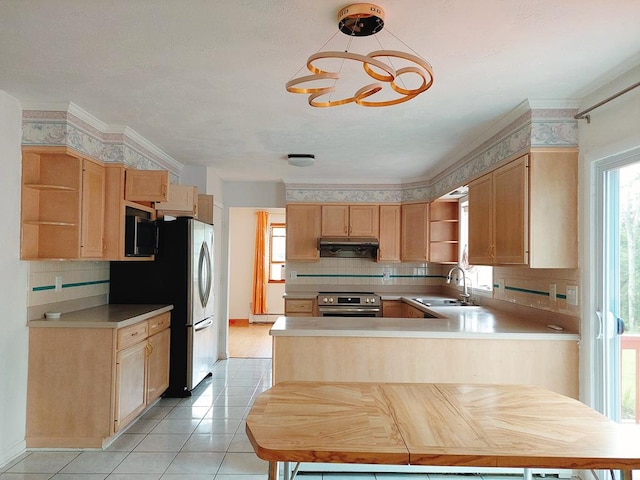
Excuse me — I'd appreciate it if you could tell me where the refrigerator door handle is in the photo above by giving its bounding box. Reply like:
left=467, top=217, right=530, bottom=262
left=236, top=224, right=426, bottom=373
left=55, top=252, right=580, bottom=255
left=194, top=318, right=214, bottom=331
left=198, top=241, right=212, bottom=308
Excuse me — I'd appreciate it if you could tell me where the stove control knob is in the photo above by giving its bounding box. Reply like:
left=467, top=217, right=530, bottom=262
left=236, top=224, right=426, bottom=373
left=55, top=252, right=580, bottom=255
left=329, top=298, right=334, bottom=303
left=370, top=297, right=377, bottom=303
left=365, top=298, right=370, bottom=303
left=322, top=297, right=328, bottom=303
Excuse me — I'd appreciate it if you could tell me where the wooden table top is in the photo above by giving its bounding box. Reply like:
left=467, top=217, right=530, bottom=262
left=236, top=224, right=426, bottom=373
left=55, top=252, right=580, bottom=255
left=245, top=382, right=640, bottom=471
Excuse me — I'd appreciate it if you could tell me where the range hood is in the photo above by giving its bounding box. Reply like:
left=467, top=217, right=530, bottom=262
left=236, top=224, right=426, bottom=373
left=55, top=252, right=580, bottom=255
left=318, top=237, right=379, bottom=260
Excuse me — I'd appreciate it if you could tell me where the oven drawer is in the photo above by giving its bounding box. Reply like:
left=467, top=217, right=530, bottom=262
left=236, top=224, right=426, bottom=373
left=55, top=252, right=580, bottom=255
left=285, top=299, right=315, bottom=316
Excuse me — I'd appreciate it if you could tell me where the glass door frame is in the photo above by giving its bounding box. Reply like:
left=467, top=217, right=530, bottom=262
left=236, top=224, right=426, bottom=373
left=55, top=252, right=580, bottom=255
left=591, top=147, right=640, bottom=420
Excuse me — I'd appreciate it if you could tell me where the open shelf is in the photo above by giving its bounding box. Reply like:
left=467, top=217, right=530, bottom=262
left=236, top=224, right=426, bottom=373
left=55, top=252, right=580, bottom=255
left=429, top=199, right=459, bottom=264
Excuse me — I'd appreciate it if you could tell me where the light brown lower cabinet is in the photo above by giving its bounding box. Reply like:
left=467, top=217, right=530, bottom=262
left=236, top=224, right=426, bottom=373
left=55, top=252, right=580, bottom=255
left=26, top=312, right=170, bottom=448
left=382, top=300, right=404, bottom=318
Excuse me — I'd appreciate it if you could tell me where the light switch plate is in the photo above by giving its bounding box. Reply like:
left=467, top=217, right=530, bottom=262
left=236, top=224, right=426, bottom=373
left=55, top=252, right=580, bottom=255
left=566, top=285, right=578, bottom=306
left=290, top=271, right=297, bottom=280
left=382, top=271, right=391, bottom=281
left=55, top=276, right=62, bottom=292
left=498, top=278, right=505, bottom=293
left=549, top=284, right=557, bottom=302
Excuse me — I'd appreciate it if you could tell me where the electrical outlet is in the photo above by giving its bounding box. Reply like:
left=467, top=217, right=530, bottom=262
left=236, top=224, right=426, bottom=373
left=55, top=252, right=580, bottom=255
left=290, top=271, right=297, bottom=280
left=566, top=285, right=578, bottom=306
left=55, top=276, right=62, bottom=292
left=382, top=271, right=391, bottom=281
left=498, top=278, right=505, bottom=293
left=549, top=284, right=557, bottom=302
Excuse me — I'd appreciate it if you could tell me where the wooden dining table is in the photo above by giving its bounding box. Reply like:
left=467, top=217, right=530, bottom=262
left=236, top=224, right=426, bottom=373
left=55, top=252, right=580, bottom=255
left=245, top=381, right=640, bottom=480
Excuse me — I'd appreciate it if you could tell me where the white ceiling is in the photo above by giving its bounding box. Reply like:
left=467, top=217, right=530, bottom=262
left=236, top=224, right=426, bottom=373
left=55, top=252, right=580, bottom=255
left=1, top=1, right=639, bottom=183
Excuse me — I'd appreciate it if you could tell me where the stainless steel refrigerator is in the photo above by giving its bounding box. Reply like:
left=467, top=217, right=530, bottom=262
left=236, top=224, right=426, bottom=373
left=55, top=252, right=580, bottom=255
left=110, top=217, right=216, bottom=397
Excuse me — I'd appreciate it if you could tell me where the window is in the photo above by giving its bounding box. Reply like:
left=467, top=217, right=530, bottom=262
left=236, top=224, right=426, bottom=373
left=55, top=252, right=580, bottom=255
left=269, top=223, right=286, bottom=282
left=459, top=197, right=493, bottom=292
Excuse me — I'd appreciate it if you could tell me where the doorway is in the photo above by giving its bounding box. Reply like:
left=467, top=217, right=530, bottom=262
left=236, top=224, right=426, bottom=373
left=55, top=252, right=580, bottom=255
left=597, top=153, right=640, bottom=423
left=227, top=207, right=286, bottom=357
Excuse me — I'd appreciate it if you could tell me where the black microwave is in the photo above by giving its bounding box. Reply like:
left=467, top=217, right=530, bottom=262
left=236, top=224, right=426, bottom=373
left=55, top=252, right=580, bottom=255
left=125, top=215, right=158, bottom=257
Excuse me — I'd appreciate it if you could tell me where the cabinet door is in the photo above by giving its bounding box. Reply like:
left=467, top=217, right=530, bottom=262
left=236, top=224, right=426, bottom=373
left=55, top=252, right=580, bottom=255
left=114, top=341, right=147, bottom=432
left=528, top=150, right=578, bottom=268
left=124, top=169, right=169, bottom=202
left=286, top=204, right=321, bottom=261
left=349, top=205, right=379, bottom=237
left=493, top=156, right=528, bottom=265
left=156, top=184, right=198, bottom=215
left=468, top=173, right=494, bottom=265
left=378, top=205, right=401, bottom=262
left=405, top=304, right=425, bottom=318
left=80, top=159, right=106, bottom=258
left=146, top=328, right=170, bottom=404
left=321, top=205, right=349, bottom=236
left=382, top=300, right=404, bottom=318
left=401, top=203, right=429, bottom=262
left=285, top=298, right=315, bottom=316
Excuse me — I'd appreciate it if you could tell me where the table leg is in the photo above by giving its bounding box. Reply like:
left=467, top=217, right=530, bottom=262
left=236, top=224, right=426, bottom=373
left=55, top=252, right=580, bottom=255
left=283, top=461, right=291, bottom=480
left=621, top=469, right=632, bottom=480
left=524, top=468, right=532, bottom=480
left=268, top=461, right=279, bottom=480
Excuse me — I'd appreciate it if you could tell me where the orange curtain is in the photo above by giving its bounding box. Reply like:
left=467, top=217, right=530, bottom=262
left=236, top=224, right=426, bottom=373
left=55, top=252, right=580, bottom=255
left=251, top=211, right=268, bottom=315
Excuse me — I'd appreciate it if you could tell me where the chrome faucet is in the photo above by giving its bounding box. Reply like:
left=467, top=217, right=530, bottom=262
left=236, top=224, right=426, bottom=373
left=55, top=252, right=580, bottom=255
left=446, top=266, right=471, bottom=304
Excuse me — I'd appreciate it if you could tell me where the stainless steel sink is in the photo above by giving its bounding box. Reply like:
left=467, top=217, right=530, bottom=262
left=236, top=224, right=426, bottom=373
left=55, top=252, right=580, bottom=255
left=411, top=297, right=470, bottom=307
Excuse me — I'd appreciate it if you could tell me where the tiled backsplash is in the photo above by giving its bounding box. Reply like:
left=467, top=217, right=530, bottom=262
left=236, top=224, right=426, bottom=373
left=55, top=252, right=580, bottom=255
left=286, top=259, right=580, bottom=317
left=27, top=261, right=109, bottom=319
left=286, top=258, right=445, bottom=289
left=492, top=266, right=580, bottom=316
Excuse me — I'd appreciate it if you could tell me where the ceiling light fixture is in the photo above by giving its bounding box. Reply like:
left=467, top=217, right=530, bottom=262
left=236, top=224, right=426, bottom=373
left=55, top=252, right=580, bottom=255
left=286, top=3, right=434, bottom=108
left=287, top=154, right=315, bottom=167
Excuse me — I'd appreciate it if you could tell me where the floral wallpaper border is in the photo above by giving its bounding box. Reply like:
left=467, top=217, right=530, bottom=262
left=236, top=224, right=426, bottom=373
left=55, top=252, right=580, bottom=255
left=286, top=106, right=578, bottom=203
left=22, top=106, right=182, bottom=181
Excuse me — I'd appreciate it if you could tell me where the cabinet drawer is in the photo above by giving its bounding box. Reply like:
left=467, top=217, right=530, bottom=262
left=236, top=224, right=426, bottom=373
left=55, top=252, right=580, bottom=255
left=117, top=322, right=148, bottom=351
left=148, top=312, right=171, bottom=336
left=285, top=299, right=314, bottom=314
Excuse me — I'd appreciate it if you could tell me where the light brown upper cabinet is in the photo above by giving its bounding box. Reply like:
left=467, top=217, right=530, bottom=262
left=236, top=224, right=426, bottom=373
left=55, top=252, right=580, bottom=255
left=428, top=199, right=459, bottom=264
left=80, top=159, right=106, bottom=258
left=21, top=146, right=105, bottom=260
left=401, top=202, right=429, bottom=262
left=156, top=184, right=198, bottom=217
left=468, top=149, right=578, bottom=267
left=286, top=204, right=321, bottom=261
left=103, top=164, right=156, bottom=261
left=124, top=169, right=168, bottom=203
left=378, top=204, right=401, bottom=262
left=321, top=204, right=379, bottom=237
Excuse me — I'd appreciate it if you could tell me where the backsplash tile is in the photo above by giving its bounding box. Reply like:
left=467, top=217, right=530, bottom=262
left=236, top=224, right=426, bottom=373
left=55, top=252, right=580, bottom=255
left=28, top=261, right=109, bottom=308
left=286, top=258, right=444, bottom=289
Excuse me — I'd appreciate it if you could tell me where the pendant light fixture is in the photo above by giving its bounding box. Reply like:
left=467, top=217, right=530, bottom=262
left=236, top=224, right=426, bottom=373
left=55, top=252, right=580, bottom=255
left=286, top=3, right=434, bottom=107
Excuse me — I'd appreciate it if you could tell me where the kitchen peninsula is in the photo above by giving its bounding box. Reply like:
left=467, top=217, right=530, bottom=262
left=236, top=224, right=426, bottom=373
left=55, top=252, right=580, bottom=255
left=270, top=298, right=579, bottom=398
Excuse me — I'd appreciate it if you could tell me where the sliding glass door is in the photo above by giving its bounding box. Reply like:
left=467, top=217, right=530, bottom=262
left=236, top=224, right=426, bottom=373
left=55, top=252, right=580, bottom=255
left=596, top=154, right=640, bottom=423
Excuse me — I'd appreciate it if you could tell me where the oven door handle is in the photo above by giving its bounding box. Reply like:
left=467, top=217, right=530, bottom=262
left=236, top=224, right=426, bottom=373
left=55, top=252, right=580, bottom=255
left=318, top=306, right=380, bottom=314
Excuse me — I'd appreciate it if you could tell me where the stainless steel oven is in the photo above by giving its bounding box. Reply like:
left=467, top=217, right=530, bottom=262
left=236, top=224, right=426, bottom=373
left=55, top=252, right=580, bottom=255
left=317, top=292, right=381, bottom=317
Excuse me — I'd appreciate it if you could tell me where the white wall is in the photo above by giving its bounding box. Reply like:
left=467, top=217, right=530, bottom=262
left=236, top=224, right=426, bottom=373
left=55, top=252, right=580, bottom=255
left=228, top=208, right=285, bottom=322
left=577, top=63, right=640, bottom=407
left=0, top=91, right=29, bottom=466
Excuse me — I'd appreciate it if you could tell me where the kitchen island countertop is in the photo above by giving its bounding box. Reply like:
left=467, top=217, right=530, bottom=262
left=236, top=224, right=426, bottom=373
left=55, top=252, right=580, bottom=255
left=270, top=304, right=579, bottom=340
left=27, top=304, right=174, bottom=329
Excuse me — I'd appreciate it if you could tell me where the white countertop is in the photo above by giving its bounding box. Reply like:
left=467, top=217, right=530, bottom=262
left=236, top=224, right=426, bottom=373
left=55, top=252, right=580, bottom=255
left=27, top=304, right=174, bottom=329
left=271, top=297, right=579, bottom=340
